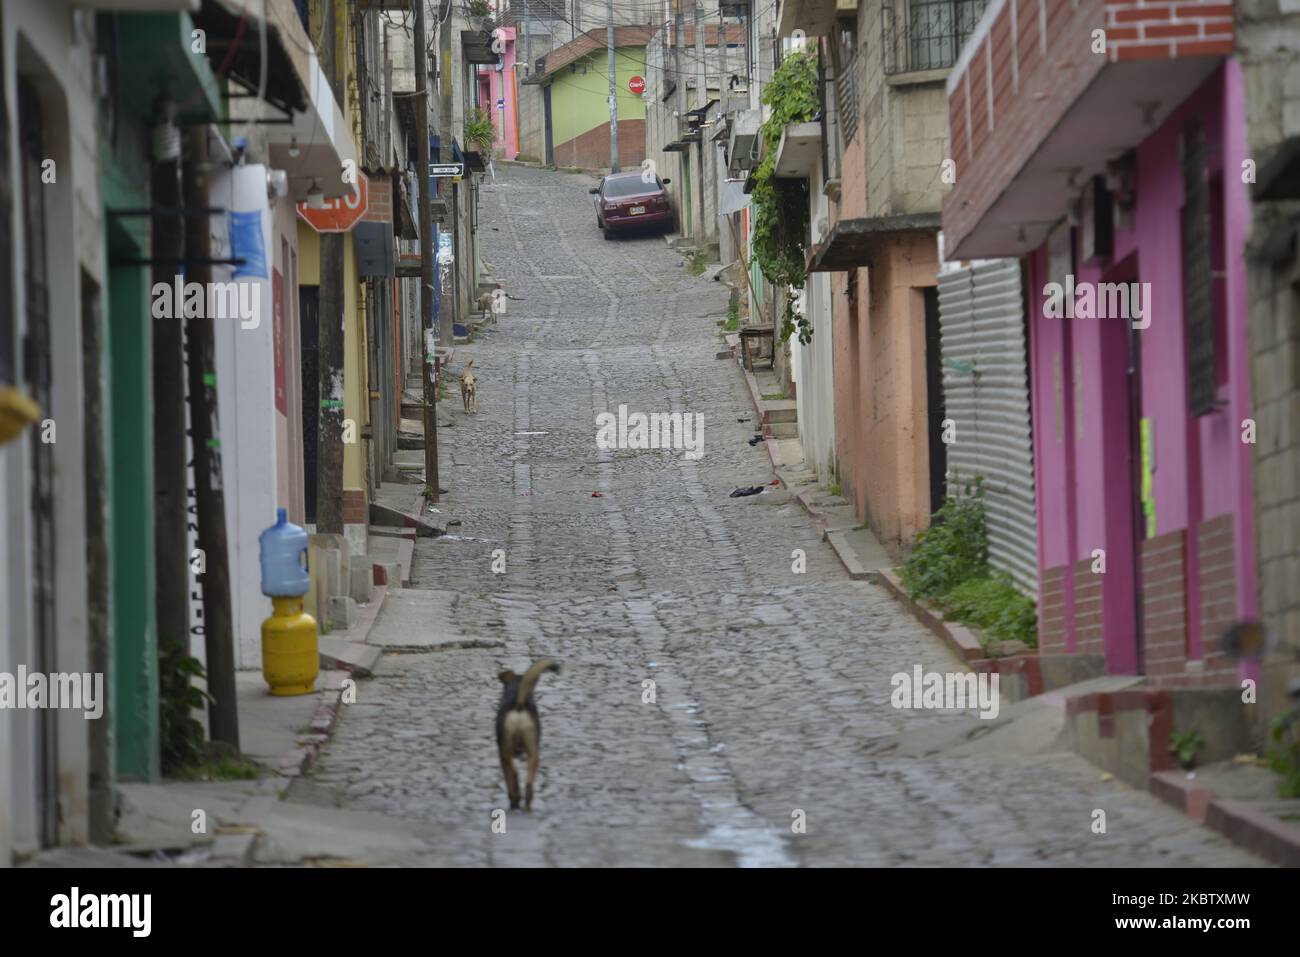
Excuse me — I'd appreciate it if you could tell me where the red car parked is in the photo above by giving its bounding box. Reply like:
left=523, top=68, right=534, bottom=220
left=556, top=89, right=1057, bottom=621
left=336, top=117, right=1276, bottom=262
left=590, top=170, right=674, bottom=239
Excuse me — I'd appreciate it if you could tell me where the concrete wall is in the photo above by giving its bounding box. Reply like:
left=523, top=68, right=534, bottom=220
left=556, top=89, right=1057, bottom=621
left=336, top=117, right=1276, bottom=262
left=1235, top=0, right=1300, bottom=731
left=793, top=162, right=837, bottom=482
left=548, top=46, right=650, bottom=160
left=1, top=0, right=100, bottom=861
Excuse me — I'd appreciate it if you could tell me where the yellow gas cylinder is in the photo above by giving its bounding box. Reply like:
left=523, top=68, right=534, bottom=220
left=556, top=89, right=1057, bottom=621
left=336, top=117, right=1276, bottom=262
left=261, top=596, right=319, bottom=696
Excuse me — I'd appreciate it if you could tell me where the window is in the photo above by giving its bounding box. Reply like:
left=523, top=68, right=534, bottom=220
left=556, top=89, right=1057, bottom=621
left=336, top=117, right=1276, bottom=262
left=884, top=0, right=989, bottom=75
left=1181, top=119, right=1218, bottom=416
left=603, top=176, right=661, bottom=197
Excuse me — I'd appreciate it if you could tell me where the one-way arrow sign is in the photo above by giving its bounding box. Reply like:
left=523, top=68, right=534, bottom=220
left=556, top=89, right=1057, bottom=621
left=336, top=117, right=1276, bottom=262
left=429, top=163, right=464, bottom=177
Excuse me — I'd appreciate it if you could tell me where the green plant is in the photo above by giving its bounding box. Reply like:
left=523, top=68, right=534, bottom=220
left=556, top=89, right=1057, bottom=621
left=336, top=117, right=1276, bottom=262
left=172, top=742, right=261, bottom=782
left=761, top=391, right=785, bottom=401
left=830, top=478, right=841, bottom=497
left=421, top=483, right=436, bottom=500
left=1169, top=729, right=1206, bottom=771
left=750, top=51, right=818, bottom=345
left=464, top=106, right=495, bottom=158
left=1267, top=708, right=1300, bottom=797
left=942, top=573, right=1037, bottom=645
left=159, top=637, right=215, bottom=776
left=467, top=0, right=491, bottom=18
left=724, top=299, right=740, bottom=331
left=686, top=251, right=708, bottom=276
left=900, top=477, right=990, bottom=601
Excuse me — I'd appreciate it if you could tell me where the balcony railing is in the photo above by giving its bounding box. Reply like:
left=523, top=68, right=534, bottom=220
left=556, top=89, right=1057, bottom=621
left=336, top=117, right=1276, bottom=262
left=882, top=0, right=988, bottom=76
left=836, top=40, right=860, bottom=145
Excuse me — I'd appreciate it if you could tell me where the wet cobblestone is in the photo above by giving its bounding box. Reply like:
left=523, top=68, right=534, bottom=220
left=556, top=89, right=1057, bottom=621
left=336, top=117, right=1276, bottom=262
left=289, top=164, right=1264, bottom=867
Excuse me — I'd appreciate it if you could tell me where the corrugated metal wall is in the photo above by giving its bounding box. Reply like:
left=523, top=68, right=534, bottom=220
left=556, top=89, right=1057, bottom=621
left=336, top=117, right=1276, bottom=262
left=936, top=259, right=1038, bottom=593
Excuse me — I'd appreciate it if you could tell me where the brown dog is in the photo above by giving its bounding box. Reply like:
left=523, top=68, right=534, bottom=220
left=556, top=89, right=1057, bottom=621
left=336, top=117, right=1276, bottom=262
left=495, top=659, right=560, bottom=811
left=460, top=359, right=477, bottom=414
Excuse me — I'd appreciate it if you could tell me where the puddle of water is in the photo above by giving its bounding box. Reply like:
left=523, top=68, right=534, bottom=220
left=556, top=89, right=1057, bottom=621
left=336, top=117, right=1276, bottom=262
left=685, top=820, right=798, bottom=868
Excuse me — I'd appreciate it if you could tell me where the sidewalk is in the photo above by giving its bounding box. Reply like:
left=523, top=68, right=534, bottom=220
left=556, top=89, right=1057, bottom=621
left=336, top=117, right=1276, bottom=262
left=721, top=327, right=893, bottom=584
left=22, top=485, right=437, bottom=867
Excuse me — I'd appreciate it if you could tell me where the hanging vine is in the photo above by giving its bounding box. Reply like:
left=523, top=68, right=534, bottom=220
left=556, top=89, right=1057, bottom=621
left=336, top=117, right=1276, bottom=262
left=750, top=49, right=818, bottom=344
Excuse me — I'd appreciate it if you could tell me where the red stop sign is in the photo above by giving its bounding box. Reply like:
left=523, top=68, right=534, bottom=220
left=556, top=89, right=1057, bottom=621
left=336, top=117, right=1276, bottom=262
left=628, top=75, right=646, bottom=95
left=297, top=172, right=369, bottom=233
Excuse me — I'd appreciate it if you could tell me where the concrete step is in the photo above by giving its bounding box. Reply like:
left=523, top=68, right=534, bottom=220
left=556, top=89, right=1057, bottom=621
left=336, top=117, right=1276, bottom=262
left=318, top=636, right=383, bottom=678
left=327, top=596, right=358, bottom=630
left=767, top=420, right=799, bottom=439
left=764, top=400, right=798, bottom=423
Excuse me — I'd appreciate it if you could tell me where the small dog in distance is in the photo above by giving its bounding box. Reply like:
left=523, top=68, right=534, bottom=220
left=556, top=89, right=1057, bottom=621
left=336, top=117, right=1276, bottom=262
left=460, top=359, right=477, bottom=414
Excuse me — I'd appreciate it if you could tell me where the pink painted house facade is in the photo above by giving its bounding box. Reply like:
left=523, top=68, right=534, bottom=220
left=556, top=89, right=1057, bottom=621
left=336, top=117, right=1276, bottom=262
left=943, top=0, right=1255, bottom=689
left=476, top=25, right=519, bottom=159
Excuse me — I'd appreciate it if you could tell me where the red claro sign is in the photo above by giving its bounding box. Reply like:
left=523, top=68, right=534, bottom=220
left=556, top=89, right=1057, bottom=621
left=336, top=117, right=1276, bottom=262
left=628, top=75, right=646, bottom=95
left=297, top=171, right=369, bottom=233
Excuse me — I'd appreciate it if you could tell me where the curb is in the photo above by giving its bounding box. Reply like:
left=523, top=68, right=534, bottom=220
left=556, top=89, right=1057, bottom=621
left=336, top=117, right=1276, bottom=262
left=1148, top=771, right=1300, bottom=866
left=1149, top=770, right=1216, bottom=823
left=824, top=529, right=878, bottom=582
left=1203, top=798, right=1300, bottom=867
left=877, top=568, right=986, bottom=663
left=275, top=669, right=350, bottom=782
left=727, top=334, right=783, bottom=474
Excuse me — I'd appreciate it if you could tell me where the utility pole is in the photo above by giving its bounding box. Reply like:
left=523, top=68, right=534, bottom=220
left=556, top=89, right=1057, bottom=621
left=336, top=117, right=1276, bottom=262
left=183, top=125, right=238, bottom=750
left=607, top=0, right=619, bottom=171
left=316, top=0, right=347, bottom=534
left=415, top=0, right=441, bottom=502
left=674, top=0, right=685, bottom=232
left=151, top=97, right=189, bottom=693
left=694, top=0, right=706, bottom=237
left=718, top=2, right=728, bottom=111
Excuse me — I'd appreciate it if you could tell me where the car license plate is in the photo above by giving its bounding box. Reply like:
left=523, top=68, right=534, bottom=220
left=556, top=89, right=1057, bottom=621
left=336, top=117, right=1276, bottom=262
left=629, top=205, right=646, bottom=215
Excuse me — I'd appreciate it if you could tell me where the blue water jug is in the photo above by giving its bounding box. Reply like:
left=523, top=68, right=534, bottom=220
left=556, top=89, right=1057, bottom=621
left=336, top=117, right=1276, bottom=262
left=259, top=508, right=310, bottom=597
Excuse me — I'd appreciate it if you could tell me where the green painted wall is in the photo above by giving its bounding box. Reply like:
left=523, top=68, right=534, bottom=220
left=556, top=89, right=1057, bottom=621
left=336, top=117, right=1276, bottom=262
left=102, top=151, right=159, bottom=782
left=682, top=151, right=692, bottom=237
left=548, top=47, right=647, bottom=147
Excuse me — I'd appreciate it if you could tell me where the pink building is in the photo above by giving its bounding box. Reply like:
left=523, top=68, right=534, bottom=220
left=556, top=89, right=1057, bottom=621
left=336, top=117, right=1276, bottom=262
left=944, top=1, right=1255, bottom=691
left=476, top=26, right=518, bottom=159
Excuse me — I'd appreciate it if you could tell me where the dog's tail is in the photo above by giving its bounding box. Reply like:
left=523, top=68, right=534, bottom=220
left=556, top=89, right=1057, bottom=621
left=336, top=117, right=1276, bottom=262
left=514, top=658, right=560, bottom=709
left=464, top=359, right=475, bottom=371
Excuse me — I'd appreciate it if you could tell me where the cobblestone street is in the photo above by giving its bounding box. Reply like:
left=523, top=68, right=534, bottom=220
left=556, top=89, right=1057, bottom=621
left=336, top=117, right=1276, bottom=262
left=283, top=164, right=1263, bottom=867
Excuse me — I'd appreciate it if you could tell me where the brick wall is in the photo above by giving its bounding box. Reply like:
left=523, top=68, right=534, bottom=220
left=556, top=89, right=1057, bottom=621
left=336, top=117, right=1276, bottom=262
left=362, top=177, right=392, bottom=224
left=1197, top=513, right=1237, bottom=641
left=1073, top=558, right=1105, bottom=657
left=1103, top=1, right=1235, bottom=61
left=553, top=119, right=646, bottom=171
left=1141, top=529, right=1188, bottom=679
left=1039, top=563, right=1067, bottom=654
left=943, top=0, right=1235, bottom=255
left=342, top=488, right=367, bottom=527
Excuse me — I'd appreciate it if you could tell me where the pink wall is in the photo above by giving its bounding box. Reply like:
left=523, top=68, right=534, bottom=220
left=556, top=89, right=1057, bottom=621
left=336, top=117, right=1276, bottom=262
left=1028, top=63, right=1255, bottom=670
left=477, top=28, right=519, bottom=159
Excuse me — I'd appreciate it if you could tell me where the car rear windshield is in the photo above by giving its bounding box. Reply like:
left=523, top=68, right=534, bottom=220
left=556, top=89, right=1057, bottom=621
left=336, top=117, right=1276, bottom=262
left=603, top=176, right=659, bottom=197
